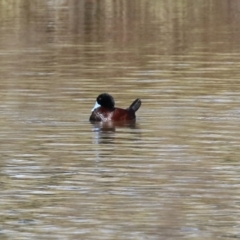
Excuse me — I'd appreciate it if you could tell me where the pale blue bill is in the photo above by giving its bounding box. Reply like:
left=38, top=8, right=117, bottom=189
left=91, top=101, right=100, bottom=112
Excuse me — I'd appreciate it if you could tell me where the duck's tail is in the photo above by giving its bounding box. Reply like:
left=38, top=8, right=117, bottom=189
left=129, top=98, right=141, bottom=112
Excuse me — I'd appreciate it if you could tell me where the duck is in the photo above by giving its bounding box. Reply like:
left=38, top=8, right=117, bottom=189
left=89, top=93, right=141, bottom=122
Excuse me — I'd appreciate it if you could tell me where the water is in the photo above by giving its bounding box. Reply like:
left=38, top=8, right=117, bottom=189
left=1, top=0, right=240, bottom=239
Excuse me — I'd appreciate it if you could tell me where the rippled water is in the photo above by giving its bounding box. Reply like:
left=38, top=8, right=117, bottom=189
left=1, top=0, right=240, bottom=239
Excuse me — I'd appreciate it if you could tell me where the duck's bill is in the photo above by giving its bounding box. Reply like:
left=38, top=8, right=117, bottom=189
left=91, top=101, right=100, bottom=112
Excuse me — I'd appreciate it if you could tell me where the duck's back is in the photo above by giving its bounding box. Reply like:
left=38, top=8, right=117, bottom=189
left=111, top=108, right=136, bottom=121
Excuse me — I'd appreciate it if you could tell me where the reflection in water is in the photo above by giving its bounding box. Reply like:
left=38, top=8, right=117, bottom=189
left=1, top=0, right=240, bottom=239
left=91, top=121, right=140, bottom=132
left=91, top=121, right=141, bottom=145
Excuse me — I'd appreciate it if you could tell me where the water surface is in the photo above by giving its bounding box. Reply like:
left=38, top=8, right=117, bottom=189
left=1, top=0, right=240, bottom=239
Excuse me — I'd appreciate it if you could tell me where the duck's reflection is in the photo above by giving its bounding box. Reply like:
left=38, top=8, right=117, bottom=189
left=91, top=120, right=140, bottom=145
left=91, top=120, right=139, bottom=132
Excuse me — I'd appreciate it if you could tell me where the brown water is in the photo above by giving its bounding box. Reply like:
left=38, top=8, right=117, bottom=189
left=1, top=0, right=240, bottom=239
